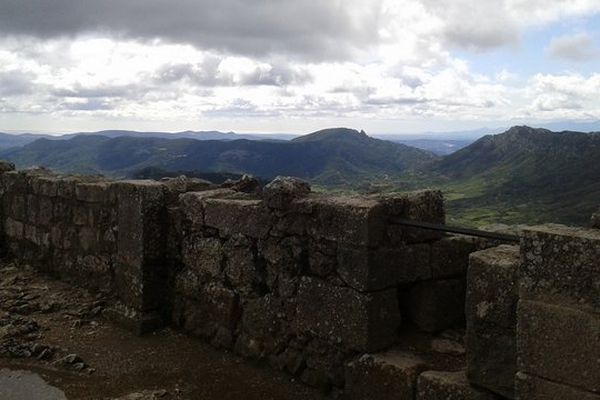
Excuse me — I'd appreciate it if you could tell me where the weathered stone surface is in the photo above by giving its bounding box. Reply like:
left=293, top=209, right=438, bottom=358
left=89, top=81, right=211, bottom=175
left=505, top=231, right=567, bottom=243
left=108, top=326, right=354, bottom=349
left=517, top=300, right=600, bottom=393
left=466, top=327, right=516, bottom=399
left=4, top=218, right=24, bottom=239
left=181, top=236, right=224, bottom=279
left=114, top=180, right=167, bottom=314
left=307, top=195, right=387, bottom=247
left=221, top=174, right=262, bottom=194
left=417, top=370, right=499, bottom=400
left=515, top=372, right=600, bottom=400
left=75, top=181, right=113, bottom=204
left=345, top=351, right=429, bottom=400
left=337, top=244, right=431, bottom=291
left=465, top=245, right=519, bottom=398
left=203, top=198, right=272, bottom=239
left=263, top=176, right=311, bottom=209
left=467, top=245, right=519, bottom=329
left=383, top=190, right=445, bottom=243
left=404, top=279, right=465, bottom=333
left=179, top=188, right=237, bottom=228
left=182, top=284, right=240, bottom=338
left=520, top=225, right=600, bottom=311
left=431, top=236, right=486, bottom=279
left=295, top=277, right=400, bottom=352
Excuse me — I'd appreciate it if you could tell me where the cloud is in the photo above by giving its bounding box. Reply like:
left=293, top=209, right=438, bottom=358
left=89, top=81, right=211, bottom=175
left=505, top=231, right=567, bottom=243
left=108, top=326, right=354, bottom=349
left=0, top=70, right=36, bottom=96
left=421, top=0, right=600, bottom=51
left=0, top=0, right=382, bottom=61
left=546, top=33, right=599, bottom=62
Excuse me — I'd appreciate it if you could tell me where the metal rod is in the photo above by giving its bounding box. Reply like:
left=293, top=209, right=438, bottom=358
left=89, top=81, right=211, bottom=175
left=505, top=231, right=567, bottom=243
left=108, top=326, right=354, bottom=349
left=389, top=218, right=520, bottom=243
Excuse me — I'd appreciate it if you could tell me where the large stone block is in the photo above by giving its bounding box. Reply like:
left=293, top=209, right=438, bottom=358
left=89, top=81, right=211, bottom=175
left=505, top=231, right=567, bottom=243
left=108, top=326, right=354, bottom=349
left=180, top=283, right=240, bottom=338
left=404, top=279, right=465, bottom=333
left=179, top=188, right=237, bottom=229
left=295, top=277, right=400, bottom=352
left=306, top=195, right=387, bottom=247
left=263, top=176, right=311, bottom=209
left=345, top=351, right=429, bottom=400
left=203, top=198, right=272, bottom=239
left=466, top=326, right=516, bottom=399
left=30, top=175, right=60, bottom=197
left=520, top=225, right=600, bottom=311
left=337, top=244, right=431, bottom=292
left=382, top=190, right=445, bottom=244
left=4, top=218, right=24, bottom=240
left=515, top=373, right=600, bottom=400
left=465, top=245, right=519, bottom=398
left=75, top=181, right=114, bottom=204
left=431, top=236, right=487, bottom=279
left=466, top=245, right=520, bottom=329
left=517, top=300, right=600, bottom=393
left=417, top=370, right=499, bottom=400
left=181, top=236, right=224, bottom=279
left=114, top=180, right=167, bottom=316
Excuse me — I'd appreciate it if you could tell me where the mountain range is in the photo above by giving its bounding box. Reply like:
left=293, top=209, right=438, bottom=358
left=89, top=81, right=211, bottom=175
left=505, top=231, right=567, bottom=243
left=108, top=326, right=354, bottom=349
left=0, top=128, right=435, bottom=187
left=1, top=125, right=599, bottom=227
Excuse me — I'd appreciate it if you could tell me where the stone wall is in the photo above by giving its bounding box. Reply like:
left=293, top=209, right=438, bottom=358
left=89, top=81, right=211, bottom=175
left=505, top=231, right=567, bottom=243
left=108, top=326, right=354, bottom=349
left=465, top=224, right=600, bottom=400
left=1, top=162, right=598, bottom=399
left=167, top=179, right=485, bottom=389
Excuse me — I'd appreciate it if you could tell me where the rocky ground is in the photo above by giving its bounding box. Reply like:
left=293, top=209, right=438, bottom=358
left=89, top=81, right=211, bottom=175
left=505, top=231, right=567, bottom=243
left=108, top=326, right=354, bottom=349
left=0, top=261, right=327, bottom=400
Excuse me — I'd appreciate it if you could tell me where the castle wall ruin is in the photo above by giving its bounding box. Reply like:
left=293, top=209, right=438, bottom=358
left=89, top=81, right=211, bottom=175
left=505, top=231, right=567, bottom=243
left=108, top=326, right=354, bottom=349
left=0, top=161, right=598, bottom=399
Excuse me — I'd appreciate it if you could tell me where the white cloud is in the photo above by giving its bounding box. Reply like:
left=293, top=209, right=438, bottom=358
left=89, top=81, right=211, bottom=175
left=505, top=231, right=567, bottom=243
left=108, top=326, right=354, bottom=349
left=546, top=32, right=599, bottom=62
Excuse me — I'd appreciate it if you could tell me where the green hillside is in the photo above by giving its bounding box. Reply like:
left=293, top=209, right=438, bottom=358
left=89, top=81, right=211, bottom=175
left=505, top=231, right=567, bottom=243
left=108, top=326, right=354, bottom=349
left=1, top=128, right=436, bottom=187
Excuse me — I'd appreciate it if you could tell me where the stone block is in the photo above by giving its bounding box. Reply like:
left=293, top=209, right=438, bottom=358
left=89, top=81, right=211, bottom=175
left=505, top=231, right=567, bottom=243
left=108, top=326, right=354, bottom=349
left=203, top=198, right=272, bottom=239
left=521, top=225, right=600, bottom=311
left=517, top=300, right=600, bottom=393
left=431, top=236, right=487, bottom=279
left=466, top=326, right=516, bottom=399
left=179, top=188, right=237, bottom=229
left=224, top=245, right=258, bottom=289
left=115, top=180, right=167, bottom=316
left=181, top=284, right=240, bottom=338
left=337, top=244, right=431, bottom=292
left=30, top=175, right=60, bottom=197
left=295, top=277, right=400, bottom=352
left=307, top=195, right=387, bottom=246
left=345, top=351, right=429, bottom=400
left=263, top=176, right=311, bottom=209
left=383, top=190, right=445, bottom=244
left=5, top=194, right=26, bottom=221
left=465, top=245, right=520, bottom=399
left=241, top=295, right=285, bottom=343
left=75, top=181, right=113, bottom=204
left=181, top=236, right=224, bottom=279
left=4, top=218, right=24, bottom=239
left=417, top=370, right=499, bottom=400
left=404, top=279, right=465, bottom=333
left=515, top=373, right=600, bottom=400
left=467, top=245, right=519, bottom=329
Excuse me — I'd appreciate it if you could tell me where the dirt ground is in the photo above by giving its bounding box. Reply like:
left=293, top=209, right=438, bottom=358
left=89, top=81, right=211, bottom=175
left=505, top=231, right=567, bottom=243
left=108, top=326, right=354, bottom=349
left=0, top=261, right=328, bottom=400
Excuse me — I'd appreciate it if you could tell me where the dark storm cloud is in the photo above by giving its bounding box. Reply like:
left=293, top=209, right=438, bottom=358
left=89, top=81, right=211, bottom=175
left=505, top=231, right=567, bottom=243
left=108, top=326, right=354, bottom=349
left=0, top=0, right=381, bottom=60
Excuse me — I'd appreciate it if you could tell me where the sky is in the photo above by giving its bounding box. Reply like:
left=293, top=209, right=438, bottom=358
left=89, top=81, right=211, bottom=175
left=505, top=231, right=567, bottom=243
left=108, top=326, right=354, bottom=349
left=0, top=0, right=599, bottom=134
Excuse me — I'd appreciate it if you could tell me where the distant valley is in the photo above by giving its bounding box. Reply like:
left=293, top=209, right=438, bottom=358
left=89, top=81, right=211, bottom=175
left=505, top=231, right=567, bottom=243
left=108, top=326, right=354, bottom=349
left=1, top=125, right=599, bottom=227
